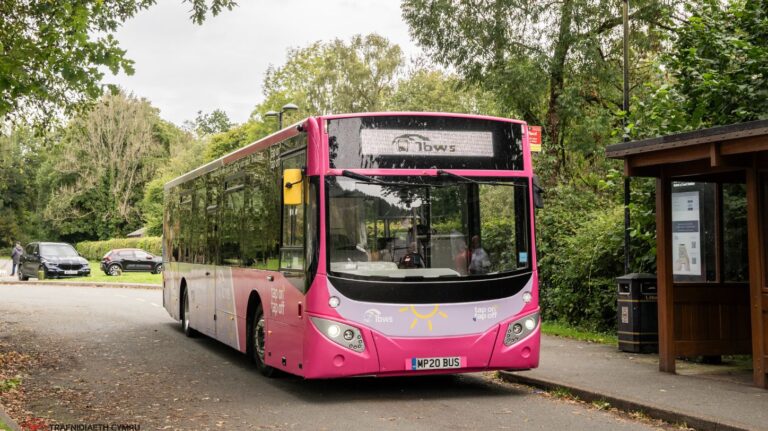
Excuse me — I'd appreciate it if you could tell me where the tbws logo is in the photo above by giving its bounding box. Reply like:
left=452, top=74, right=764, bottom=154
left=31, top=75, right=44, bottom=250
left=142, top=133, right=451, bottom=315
left=363, top=308, right=394, bottom=324
left=393, top=134, right=456, bottom=154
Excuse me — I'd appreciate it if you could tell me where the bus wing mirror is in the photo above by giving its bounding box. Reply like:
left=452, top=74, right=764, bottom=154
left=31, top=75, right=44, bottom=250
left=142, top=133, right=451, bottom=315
left=533, top=175, right=544, bottom=209
left=283, top=168, right=304, bottom=205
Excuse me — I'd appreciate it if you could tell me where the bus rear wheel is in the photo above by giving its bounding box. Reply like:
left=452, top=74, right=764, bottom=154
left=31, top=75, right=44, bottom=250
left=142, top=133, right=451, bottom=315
left=251, top=304, right=275, bottom=377
left=181, top=288, right=197, bottom=338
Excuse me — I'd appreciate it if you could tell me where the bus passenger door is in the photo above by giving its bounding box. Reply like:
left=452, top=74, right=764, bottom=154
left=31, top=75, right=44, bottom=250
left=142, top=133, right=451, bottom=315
left=265, top=150, right=307, bottom=374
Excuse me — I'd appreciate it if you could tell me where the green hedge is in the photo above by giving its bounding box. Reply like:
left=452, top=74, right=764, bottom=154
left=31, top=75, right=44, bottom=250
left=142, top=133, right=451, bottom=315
left=536, top=170, right=656, bottom=333
left=76, top=237, right=162, bottom=261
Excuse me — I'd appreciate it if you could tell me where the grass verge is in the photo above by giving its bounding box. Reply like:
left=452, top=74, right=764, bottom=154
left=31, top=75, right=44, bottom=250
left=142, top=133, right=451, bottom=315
left=541, top=321, right=618, bottom=346
left=48, top=261, right=161, bottom=285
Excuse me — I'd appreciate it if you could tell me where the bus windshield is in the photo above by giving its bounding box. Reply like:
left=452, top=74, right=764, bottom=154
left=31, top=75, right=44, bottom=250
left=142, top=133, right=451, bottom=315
left=327, top=176, right=529, bottom=280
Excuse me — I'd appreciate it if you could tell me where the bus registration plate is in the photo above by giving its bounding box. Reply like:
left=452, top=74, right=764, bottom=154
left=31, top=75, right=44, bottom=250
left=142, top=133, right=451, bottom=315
left=407, top=356, right=465, bottom=371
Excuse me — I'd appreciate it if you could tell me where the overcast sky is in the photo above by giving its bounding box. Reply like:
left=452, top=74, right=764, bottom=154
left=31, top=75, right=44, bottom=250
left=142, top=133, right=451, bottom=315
left=104, top=0, right=422, bottom=127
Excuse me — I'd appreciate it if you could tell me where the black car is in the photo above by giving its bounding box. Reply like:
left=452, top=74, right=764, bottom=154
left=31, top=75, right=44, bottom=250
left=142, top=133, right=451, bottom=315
left=101, top=248, right=163, bottom=276
left=18, top=242, right=91, bottom=280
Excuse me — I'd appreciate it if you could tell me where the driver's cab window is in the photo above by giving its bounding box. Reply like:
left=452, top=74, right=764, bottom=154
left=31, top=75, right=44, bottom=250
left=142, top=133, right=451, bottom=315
left=280, top=150, right=306, bottom=273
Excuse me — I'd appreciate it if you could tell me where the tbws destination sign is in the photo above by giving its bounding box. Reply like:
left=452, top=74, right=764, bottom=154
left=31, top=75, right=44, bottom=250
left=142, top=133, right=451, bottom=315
left=360, top=129, right=495, bottom=158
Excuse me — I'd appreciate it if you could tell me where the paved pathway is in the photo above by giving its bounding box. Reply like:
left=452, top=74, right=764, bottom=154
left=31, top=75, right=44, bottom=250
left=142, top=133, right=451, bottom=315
left=502, top=335, right=767, bottom=431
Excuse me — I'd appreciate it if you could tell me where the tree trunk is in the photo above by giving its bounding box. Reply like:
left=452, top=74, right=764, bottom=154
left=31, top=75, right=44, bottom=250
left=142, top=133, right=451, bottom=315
left=546, top=0, right=574, bottom=178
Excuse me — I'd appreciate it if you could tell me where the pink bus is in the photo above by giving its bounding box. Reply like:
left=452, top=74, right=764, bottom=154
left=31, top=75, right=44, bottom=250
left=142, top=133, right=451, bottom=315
left=162, top=113, right=540, bottom=378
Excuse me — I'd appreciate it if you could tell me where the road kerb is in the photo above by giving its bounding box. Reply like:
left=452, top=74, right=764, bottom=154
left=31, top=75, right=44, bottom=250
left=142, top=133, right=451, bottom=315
left=498, top=371, right=751, bottom=431
left=0, top=403, right=21, bottom=431
left=0, top=280, right=161, bottom=290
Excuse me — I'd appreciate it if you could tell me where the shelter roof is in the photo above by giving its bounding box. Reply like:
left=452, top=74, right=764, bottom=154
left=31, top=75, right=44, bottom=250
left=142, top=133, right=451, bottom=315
left=605, top=119, right=768, bottom=178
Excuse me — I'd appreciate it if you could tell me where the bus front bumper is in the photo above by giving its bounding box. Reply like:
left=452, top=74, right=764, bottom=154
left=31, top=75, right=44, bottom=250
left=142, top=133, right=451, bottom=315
left=302, top=311, right=540, bottom=379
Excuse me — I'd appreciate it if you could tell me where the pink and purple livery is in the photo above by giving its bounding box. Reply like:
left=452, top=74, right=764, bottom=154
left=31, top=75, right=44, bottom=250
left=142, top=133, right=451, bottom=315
left=162, top=112, right=540, bottom=378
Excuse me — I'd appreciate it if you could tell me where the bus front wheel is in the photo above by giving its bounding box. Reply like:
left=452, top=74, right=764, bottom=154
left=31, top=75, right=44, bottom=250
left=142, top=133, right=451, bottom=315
left=251, top=304, right=275, bottom=377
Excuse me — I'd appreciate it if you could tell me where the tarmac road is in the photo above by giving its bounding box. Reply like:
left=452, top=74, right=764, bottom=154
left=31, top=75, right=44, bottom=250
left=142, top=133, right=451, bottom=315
left=0, top=284, right=669, bottom=430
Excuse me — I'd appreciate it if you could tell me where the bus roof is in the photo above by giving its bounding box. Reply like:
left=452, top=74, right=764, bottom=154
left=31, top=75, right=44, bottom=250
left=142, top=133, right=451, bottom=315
left=164, top=112, right=526, bottom=191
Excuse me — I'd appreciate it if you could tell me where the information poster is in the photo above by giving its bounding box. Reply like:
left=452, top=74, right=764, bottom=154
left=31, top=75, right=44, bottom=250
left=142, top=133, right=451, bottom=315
left=671, top=191, right=702, bottom=276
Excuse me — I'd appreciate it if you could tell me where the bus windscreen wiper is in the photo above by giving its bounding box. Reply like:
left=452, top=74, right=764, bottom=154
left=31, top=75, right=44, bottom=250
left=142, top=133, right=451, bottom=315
left=341, top=170, right=383, bottom=184
left=437, top=170, right=478, bottom=184
left=437, top=169, right=517, bottom=187
left=341, top=170, right=435, bottom=188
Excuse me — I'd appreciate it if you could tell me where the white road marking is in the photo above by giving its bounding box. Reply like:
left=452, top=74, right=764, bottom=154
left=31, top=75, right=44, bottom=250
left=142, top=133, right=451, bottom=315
left=136, top=298, right=146, bottom=302
left=115, top=294, right=128, bottom=298
left=150, top=302, right=160, bottom=307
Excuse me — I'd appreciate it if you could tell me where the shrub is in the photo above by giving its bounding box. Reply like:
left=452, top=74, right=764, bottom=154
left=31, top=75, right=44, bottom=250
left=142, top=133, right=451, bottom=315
left=76, top=237, right=162, bottom=260
left=536, top=169, right=656, bottom=332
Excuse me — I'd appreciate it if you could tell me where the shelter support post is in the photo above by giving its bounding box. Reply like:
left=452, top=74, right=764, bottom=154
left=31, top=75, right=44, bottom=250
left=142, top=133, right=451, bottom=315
left=746, top=166, right=767, bottom=388
left=656, top=175, right=675, bottom=373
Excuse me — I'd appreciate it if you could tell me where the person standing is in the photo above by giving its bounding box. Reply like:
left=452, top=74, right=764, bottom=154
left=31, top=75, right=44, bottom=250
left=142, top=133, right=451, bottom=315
left=11, top=242, right=23, bottom=276
left=453, top=238, right=470, bottom=276
left=469, top=235, right=491, bottom=275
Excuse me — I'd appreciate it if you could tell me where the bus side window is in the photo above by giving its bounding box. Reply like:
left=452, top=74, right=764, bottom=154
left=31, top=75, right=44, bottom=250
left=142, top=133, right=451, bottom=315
left=179, top=191, right=193, bottom=263
left=220, top=185, right=244, bottom=266
left=206, top=172, right=221, bottom=266
left=242, top=152, right=280, bottom=270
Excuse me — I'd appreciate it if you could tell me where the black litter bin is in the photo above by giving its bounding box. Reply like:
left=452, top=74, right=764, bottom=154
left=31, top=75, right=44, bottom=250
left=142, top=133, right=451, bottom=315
left=616, top=273, right=658, bottom=353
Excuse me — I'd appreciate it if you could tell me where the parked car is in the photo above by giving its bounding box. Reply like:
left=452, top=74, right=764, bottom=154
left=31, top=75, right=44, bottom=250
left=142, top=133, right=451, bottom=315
left=18, top=242, right=91, bottom=280
left=101, top=249, right=163, bottom=276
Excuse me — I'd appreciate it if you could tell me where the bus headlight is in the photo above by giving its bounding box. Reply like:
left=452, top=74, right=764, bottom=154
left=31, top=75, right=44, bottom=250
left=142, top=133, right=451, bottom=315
left=524, top=318, right=536, bottom=331
left=311, top=317, right=365, bottom=353
left=327, top=324, right=341, bottom=338
left=503, top=313, right=539, bottom=346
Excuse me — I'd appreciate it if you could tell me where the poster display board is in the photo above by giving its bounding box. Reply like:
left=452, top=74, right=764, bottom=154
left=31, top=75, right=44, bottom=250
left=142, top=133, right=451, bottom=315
left=671, top=191, right=702, bottom=276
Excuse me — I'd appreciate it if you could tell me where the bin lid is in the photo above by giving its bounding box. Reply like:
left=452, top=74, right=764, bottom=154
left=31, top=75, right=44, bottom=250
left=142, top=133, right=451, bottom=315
left=616, top=273, right=656, bottom=282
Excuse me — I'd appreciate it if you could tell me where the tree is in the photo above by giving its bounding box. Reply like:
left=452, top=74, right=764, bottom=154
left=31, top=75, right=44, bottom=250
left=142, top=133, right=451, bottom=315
left=0, top=127, right=47, bottom=246
left=630, top=0, right=768, bottom=138
left=401, top=0, right=675, bottom=177
left=0, top=0, right=236, bottom=124
left=257, top=34, right=404, bottom=118
left=142, top=126, right=203, bottom=236
left=185, top=109, right=233, bottom=137
left=202, top=120, right=273, bottom=161
left=39, top=91, right=169, bottom=241
left=386, top=67, right=502, bottom=115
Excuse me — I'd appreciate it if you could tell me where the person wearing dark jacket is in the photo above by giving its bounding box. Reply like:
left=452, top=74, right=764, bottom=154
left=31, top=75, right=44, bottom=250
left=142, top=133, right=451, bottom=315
left=11, top=242, right=23, bottom=276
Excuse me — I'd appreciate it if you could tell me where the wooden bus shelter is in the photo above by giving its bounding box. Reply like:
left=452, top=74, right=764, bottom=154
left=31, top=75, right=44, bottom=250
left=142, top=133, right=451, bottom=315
left=606, top=119, right=768, bottom=389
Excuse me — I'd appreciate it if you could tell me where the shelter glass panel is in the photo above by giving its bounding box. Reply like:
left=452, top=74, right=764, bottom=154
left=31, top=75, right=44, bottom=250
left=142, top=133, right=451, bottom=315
left=723, top=183, right=748, bottom=282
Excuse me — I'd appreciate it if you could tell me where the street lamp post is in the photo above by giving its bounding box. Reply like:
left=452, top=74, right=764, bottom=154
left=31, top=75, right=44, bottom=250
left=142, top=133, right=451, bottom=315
left=623, top=0, right=631, bottom=275
left=265, top=103, right=299, bottom=129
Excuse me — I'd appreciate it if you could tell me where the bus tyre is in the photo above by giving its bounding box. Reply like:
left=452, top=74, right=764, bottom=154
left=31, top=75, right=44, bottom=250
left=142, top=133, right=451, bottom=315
left=251, top=304, right=275, bottom=377
left=181, top=288, right=197, bottom=338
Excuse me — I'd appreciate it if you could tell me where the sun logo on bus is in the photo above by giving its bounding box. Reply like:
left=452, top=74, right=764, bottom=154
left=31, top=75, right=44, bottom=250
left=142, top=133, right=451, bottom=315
left=399, top=305, right=448, bottom=331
